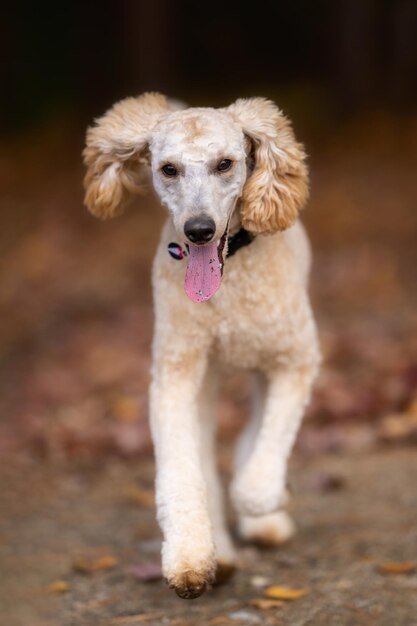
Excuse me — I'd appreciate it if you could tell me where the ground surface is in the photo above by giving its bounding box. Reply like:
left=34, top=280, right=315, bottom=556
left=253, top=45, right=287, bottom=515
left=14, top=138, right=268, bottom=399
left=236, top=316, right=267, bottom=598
left=1, top=447, right=416, bottom=626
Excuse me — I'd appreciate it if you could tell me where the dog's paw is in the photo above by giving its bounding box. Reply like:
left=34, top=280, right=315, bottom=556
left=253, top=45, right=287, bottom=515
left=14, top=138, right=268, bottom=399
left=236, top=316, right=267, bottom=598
left=167, top=567, right=214, bottom=599
left=163, top=541, right=216, bottom=599
left=231, top=469, right=285, bottom=516
left=238, top=511, right=295, bottom=547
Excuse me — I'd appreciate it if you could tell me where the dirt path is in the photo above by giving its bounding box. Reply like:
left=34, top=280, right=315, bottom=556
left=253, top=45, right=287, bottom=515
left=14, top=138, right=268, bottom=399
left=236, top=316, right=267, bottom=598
left=1, top=447, right=416, bottom=626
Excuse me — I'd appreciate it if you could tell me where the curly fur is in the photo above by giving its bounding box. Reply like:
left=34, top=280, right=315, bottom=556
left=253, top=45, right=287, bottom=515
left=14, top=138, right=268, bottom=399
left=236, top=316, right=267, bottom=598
left=83, top=93, right=320, bottom=600
left=227, top=98, right=309, bottom=233
left=83, top=92, right=171, bottom=219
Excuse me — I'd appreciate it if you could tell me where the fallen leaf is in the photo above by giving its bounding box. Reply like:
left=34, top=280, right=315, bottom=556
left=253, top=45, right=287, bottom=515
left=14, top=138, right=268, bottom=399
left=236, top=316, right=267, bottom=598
left=112, top=395, right=139, bottom=423
left=124, top=485, right=155, bottom=507
left=264, top=585, right=310, bottom=600
left=110, top=613, right=163, bottom=624
left=93, top=555, right=119, bottom=571
left=249, top=598, right=285, bottom=610
left=72, top=557, right=91, bottom=575
left=377, top=561, right=416, bottom=575
left=130, top=562, right=162, bottom=582
left=48, top=580, right=70, bottom=593
left=378, top=413, right=417, bottom=443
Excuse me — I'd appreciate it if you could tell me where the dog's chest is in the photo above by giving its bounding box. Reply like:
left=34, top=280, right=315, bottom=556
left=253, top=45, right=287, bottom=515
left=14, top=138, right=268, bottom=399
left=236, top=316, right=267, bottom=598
left=154, top=221, right=311, bottom=371
left=209, top=275, right=299, bottom=371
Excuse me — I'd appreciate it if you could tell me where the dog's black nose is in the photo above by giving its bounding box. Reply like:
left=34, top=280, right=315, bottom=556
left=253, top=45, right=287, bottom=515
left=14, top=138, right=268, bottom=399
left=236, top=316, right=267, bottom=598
left=184, top=216, right=216, bottom=244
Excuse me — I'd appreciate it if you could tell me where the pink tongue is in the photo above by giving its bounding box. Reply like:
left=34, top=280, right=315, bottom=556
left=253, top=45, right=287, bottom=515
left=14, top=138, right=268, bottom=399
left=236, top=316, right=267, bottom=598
left=184, top=241, right=223, bottom=302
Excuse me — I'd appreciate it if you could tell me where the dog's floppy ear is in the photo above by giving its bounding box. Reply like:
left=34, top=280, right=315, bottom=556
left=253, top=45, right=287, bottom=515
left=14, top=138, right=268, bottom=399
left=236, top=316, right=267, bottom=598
left=83, top=92, right=171, bottom=219
left=226, top=98, right=309, bottom=234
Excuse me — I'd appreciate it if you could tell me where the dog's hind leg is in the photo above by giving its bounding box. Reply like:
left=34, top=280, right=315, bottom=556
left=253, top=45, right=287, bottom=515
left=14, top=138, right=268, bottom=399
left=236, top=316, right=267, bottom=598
left=234, top=371, right=267, bottom=471
left=231, top=357, right=319, bottom=518
left=234, top=371, right=296, bottom=546
left=199, top=363, right=236, bottom=583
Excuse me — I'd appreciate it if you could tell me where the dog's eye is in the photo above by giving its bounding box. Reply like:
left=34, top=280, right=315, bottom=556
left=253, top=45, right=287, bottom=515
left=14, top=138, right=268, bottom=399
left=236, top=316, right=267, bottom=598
left=217, top=159, right=233, bottom=172
left=161, top=164, right=177, bottom=177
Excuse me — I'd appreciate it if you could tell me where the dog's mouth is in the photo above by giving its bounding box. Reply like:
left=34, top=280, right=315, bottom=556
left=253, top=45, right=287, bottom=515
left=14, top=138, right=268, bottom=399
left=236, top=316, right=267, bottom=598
left=184, top=231, right=228, bottom=303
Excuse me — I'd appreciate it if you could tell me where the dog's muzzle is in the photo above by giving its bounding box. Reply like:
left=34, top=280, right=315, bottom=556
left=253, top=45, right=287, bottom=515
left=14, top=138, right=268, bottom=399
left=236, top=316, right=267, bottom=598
left=184, top=216, right=216, bottom=245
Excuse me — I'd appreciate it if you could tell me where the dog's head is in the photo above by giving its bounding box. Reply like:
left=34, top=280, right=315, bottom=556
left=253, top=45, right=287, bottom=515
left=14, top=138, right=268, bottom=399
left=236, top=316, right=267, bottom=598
left=84, top=93, right=308, bottom=301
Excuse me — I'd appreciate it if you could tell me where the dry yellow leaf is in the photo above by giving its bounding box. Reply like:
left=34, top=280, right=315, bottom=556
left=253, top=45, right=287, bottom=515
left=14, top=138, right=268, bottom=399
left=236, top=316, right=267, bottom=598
left=48, top=580, right=70, bottom=593
left=124, top=486, right=155, bottom=507
left=112, top=396, right=138, bottom=423
left=249, top=598, right=285, bottom=610
left=264, top=585, right=310, bottom=600
left=377, top=561, right=416, bottom=574
left=93, top=555, right=119, bottom=571
left=110, top=613, right=163, bottom=624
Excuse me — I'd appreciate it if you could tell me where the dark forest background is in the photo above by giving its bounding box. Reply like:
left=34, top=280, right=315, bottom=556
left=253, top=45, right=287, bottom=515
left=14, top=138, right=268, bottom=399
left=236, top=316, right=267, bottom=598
left=2, top=1, right=417, bottom=132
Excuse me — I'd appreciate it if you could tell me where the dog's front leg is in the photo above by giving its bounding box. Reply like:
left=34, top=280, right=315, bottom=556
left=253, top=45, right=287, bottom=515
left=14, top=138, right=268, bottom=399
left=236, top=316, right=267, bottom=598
left=231, top=360, right=318, bottom=517
left=150, top=351, right=215, bottom=599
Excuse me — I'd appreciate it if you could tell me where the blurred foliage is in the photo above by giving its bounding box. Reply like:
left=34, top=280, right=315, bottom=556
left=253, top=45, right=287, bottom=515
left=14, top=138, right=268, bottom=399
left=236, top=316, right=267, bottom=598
left=0, top=109, right=416, bottom=461
left=2, top=1, right=416, bottom=131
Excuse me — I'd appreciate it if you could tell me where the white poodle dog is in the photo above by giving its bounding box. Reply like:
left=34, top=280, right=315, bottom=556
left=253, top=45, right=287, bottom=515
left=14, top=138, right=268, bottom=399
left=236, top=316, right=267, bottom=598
left=83, top=93, right=320, bottom=599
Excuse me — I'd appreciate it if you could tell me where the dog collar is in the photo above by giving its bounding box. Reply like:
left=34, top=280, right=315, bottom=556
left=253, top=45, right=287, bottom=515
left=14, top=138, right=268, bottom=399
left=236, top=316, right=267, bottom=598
left=226, top=227, right=255, bottom=258
left=168, top=228, right=255, bottom=261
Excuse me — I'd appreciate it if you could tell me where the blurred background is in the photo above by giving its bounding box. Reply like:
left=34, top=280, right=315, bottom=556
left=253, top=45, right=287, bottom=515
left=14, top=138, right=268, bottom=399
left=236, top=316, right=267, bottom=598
left=1, top=2, right=417, bottom=624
